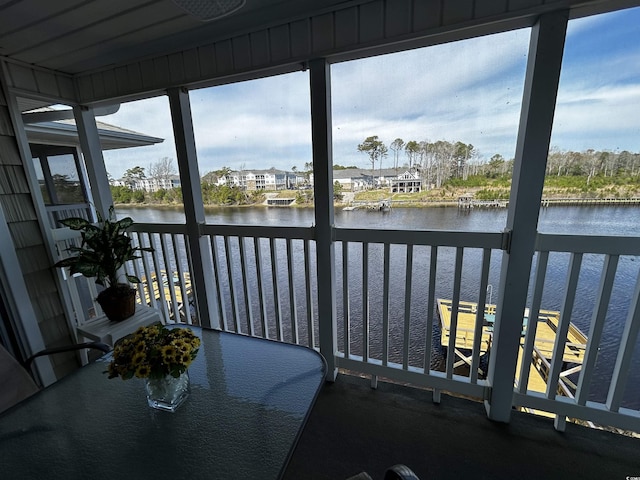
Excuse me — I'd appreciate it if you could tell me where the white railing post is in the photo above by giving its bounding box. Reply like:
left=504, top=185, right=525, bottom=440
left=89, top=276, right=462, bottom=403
left=309, top=58, right=338, bottom=381
left=167, top=87, right=219, bottom=329
left=485, top=11, right=568, bottom=423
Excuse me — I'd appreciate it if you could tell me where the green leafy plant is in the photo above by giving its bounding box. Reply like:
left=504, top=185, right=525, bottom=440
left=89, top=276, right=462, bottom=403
left=54, top=207, right=152, bottom=288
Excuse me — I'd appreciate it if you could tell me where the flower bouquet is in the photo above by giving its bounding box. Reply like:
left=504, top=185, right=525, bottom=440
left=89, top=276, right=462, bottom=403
left=107, top=324, right=201, bottom=412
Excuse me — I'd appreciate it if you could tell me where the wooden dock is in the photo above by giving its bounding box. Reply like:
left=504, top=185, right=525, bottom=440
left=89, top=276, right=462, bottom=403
left=141, top=270, right=193, bottom=320
left=437, top=299, right=587, bottom=404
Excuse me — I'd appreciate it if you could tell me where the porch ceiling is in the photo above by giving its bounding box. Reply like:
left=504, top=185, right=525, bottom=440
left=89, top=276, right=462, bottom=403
left=0, top=0, right=351, bottom=75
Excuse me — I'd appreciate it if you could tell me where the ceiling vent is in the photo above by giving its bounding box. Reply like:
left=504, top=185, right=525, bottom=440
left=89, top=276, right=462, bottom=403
left=172, top=0, right=246, bottom=21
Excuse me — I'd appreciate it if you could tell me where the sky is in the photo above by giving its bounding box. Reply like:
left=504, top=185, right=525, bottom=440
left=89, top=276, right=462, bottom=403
left=101, top=6, right=640, bottom=180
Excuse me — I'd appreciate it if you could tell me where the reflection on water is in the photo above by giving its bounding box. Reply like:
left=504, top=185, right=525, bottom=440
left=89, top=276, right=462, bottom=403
left=117, top=205, right=640, bottom=408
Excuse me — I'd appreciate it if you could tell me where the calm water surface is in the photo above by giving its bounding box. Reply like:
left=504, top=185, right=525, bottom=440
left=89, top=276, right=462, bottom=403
left=119, top=205, right=640, bottom=409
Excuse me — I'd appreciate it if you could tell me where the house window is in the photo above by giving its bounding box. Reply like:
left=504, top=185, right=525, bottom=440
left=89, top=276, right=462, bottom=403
left=31, top=145, right=92, bottom=227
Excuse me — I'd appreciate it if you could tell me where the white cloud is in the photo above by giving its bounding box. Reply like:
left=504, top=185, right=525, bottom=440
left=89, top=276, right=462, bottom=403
left=100, top=8, right=640, bottom=177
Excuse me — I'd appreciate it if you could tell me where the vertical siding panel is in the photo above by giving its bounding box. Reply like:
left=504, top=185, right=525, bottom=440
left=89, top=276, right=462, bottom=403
left=232, top=34, right=252, bottom=70
left=198, top=44, right=217, bottom=77
left=140, top=59, right=156, bottom=89
left=76, top=75, right=94, bottom=102
left=56, top=75, right=76, bottom=100
left=334, top=7, right=359, bottom=48
left=412, top=0, right=443, bottom=31
left=290, top=19, right=311, bottom=58
left=442, top=0, right=474, bottom=25
left=359, top=1, right=385, bottom=43
left=385, top=0, right=412, bottom=37
left=215, top=39, right=235, bottom=74
left=509, top=0, right=545, bottom=11
left=101, top=69, right=118, bottom=98
left=126, top=62, right=144, bottom=93
left=182, top=48, right=200, bottom=80
left=474, top=0, right=509, bottom=17
left=34, top=69, right=59, bottom=97
left=250, top=31, right=270, bottom=65
left=0, top=106, right=14, bottom=136
left=311, top=13, right=334, bottom=52
left=168, top=52, right=186, bottom=84
left=153, top=56, right=171, bottom=87
left=115, top=66, right=129, bottom=93
left=90, top=72, right=106, bottom=99
left=7, top=64, right=38, bottom=92
left=270, top=25, right=291, bottom=61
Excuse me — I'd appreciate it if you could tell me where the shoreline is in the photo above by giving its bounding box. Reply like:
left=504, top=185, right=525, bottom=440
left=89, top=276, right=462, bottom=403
left=115, top=197, right=640, bottom=210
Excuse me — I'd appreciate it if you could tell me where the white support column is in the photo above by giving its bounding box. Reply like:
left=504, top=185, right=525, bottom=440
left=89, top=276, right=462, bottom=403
left=73, top=105, right=114, bottom=219
left=167, top=87, right=219, bottom=329
left=485, top=11, right=568, bottom=423
left=309, top=58, right=338, bottom=381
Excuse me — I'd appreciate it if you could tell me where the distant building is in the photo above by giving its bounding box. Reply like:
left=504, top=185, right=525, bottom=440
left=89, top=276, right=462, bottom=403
left=112, top=175, right=181, bottom=192
left=216, top=169, right=298, bottom=191
left=390, top=170, right=422, bottom=193
left=317, top=168, right=421, bottom=192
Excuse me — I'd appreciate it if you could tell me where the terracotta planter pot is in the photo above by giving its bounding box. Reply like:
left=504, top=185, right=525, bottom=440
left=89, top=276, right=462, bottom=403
left=97, top=284, right=137, bottom=322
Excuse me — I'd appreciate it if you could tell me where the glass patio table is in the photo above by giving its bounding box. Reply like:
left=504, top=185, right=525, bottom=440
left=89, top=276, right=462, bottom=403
left=0, top=327, right=326, bottom=479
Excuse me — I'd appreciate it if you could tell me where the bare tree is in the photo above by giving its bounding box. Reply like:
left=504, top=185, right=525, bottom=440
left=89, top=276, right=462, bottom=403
left=148, top=157, right=177, bottom=187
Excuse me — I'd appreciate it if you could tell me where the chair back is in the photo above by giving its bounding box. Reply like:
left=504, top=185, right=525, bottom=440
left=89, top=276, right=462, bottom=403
left=0, top=343, right=38, bottom=414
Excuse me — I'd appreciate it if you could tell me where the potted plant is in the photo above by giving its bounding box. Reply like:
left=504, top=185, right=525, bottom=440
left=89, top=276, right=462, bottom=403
left=54, top=207, right=153, bottom=322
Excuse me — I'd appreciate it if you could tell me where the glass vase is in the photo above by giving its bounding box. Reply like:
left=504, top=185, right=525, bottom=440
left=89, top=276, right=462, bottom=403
left=145, top=371, right=190, bottom=412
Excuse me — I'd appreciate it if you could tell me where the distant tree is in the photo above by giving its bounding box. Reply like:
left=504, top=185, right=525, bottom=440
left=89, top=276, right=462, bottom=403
left=333, top=181, right=344, bottom=201
left=357, top=136, right=388, bottom=188
left=404, top=141, right=420, bottom=169
left=148, top=157, right=176, bottom=184
left=390, top=138, right=405, bottom=173
left=123, top=166, right=146, bottom=188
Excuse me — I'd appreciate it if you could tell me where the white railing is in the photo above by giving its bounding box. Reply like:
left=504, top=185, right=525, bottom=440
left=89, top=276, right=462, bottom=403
left=55, top=220, right=640, bottom=432
left=513, top=233, right=640, bottom=432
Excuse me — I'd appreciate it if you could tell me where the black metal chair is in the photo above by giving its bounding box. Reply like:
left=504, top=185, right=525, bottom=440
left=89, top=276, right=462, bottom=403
left=0, top=341, right=111, bottom=414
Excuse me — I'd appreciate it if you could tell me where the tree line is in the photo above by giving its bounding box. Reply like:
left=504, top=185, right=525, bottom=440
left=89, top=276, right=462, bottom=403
left=357, top=135, right=640, bottom=188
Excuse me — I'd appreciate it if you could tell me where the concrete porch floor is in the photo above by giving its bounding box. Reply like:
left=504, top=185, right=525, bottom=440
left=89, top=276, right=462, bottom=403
left=284, top=374, right=640, bottom=480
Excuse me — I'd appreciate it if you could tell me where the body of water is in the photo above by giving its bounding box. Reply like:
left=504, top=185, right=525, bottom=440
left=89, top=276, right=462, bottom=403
left=119, top=205, right=640, bottom=409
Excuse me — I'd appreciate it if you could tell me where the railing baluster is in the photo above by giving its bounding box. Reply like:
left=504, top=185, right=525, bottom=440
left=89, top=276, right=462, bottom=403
left=402, top=244, right=413, bottom=370
left=139, top=233, right=159, bottom=311
left=286, top=238, right=299, bottom=344
left=224, top=235, right=239, bottom=333
left=546, top=252, right=583, bottom=399
left=269, top=238, right=283, bottom=341
left=254, top=237, right=268, bottom=338
left=518, top=251, right=549, bottom=394
left=210, top=236, right=228, bottom=331
left=382, top=243, right=391, bottom=366
left=304, top=240, right=315, bottom=348
left=424, top=246, right=438, bottom=374
left=362, top=242, right=369, bottom=362
left=446, top=247, right=464, bottom=379
left=160, top=234, right=180, bottom=322
left=575, top=254, right=619, bottom=405
left=171, top=234, right=191, bottom=325
left=470, top=248, right=491, bottom=383
left=342, top=241, right=351, bottom=357
left=238, top=236, right=254, bottom=336
left=147, top=233, right=172, bottom=322
left=606, top=270, right=640, bottom=412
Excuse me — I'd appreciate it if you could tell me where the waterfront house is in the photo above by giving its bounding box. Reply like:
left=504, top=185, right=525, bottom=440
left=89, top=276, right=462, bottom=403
left=1, top=1, right=640, bottom=477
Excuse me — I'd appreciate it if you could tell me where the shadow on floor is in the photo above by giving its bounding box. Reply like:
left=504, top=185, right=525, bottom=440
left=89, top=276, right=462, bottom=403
left=284, top=374, right=640, bottom=480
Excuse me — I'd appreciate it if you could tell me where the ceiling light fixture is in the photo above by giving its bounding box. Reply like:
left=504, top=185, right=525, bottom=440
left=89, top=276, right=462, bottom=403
left=172, top=0, right=246, bottom=21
